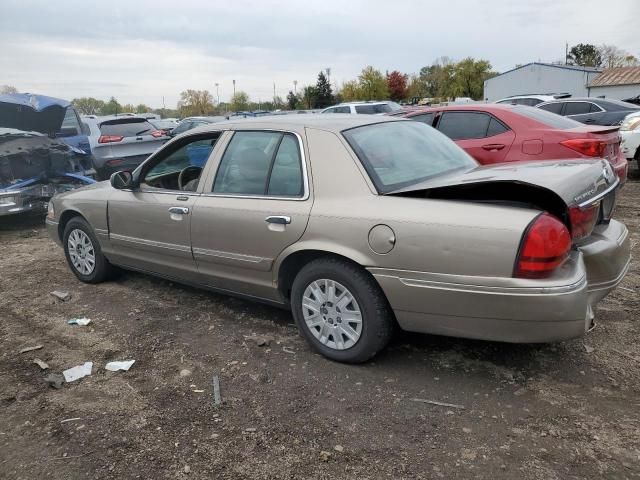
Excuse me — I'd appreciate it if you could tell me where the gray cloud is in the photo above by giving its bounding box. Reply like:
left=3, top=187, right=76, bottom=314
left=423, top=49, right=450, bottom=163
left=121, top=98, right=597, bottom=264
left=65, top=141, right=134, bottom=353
left=0, top=0, right=637, bottom=107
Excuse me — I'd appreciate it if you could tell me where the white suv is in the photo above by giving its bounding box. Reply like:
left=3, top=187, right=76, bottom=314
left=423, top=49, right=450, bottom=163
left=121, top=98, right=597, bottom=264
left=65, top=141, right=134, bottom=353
left=495, top=93, right=571, bottom=107
left=620, top=111, right=640, bottom=166
left=321, top=101, right=403, bottom=115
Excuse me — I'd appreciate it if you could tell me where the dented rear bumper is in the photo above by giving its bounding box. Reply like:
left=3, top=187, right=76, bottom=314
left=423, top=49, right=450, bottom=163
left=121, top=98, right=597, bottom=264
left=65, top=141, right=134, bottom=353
left=370, top=220, right=629, bottom=343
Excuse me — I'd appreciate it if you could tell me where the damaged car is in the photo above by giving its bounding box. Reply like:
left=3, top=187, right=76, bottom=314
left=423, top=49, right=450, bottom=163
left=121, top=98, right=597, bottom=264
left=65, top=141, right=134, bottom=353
left=47, top=116, right=629, bottom=363
left=0, top=93, right=95, bottom=216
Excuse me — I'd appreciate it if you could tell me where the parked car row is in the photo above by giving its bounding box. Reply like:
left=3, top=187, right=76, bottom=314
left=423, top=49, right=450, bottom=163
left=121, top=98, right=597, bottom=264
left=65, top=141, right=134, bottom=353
left=47, top=114, right=629, bottom=363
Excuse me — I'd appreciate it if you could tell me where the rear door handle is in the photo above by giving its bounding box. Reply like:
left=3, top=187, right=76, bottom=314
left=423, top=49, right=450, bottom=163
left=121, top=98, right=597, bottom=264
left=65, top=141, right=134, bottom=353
left=168, top=206, right=189, bottom=215
left=136, top=137, right=143, bottom=140
left=481, top=143, right=505, bottom=151
left=265, top=215, right=291, bottom=225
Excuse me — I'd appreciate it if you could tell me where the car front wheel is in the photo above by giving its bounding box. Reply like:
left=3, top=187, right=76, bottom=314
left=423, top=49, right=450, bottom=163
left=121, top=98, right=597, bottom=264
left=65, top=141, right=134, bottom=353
left=63, top=217, right=115, bottom=283
left=291, top=257, right=394, bottom=363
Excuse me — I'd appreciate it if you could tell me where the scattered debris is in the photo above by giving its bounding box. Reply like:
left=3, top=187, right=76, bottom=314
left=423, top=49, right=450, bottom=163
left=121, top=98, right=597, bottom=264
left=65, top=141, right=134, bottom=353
left=244, top=427, right=257, bottom=433
left=612, top=348, right=640, bottom=364
left=319, top=451, right=332, bottom=462
left=50, top=290, right=71, bottom=302
left=183, top=465, right=191, bottom=474
left=409, top=398, right=465, bottom=410
left=334, top=445, right=344, bottom=452
left=67, top=317, right=91, bottom=326
left=105, top=360, right=135, bottom=372
left=462, top=427, right=472, bottom=434
left=245, top=334, right=274, bottom=347
left=179, top=369, right=192, bottom=377
left=19, top=345, right=43, bottom=354
left=44, top=373, right=65, bottom=389
left=618, top=286, right=634, bottom=293
left=212, top=375, right=221, bottom=405
left=62, top=362, right=93, bottom=382
left=33, top=358, right=49, bottom=370
left=584, top=344, right=595, bottom=354
left=60, top=418, right=82, bottom=423
left=282, top=347, right=296, bottom=354
left=513, top=388, right=527, bottom=396
left=192, top=389, right=204, bottom=393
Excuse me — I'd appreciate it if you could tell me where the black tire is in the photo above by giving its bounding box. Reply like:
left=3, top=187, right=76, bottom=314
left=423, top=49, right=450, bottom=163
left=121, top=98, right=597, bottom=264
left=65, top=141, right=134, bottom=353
left=63, top=217, right=115, bottom=283
left=291, top=257, right=394, bottom=363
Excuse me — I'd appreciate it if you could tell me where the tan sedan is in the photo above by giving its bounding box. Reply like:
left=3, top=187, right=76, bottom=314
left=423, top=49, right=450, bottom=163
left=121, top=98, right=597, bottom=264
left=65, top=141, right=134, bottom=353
left=46, top=115, right=630, bottom=362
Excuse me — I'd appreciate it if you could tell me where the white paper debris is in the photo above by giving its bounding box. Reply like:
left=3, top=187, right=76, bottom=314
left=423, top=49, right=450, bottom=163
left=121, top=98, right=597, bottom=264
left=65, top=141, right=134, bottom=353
left=105, top=360, right=135, bottom=372
left=63, top=362, right=93, bottom=382
left=68, top=317, right=92, bottom=326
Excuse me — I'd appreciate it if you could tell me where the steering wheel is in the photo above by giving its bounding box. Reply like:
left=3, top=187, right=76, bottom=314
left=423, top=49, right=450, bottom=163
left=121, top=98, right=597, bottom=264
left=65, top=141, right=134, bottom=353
left=178, top=166, right=203, bottom=191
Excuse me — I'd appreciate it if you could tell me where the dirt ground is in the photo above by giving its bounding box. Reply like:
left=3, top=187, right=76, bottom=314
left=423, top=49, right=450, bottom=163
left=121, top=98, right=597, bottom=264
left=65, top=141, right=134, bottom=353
left=1, top=168, right=639, bottom=480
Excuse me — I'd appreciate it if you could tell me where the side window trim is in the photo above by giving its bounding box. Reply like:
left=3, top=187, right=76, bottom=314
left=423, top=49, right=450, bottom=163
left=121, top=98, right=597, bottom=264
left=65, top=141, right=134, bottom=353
left=205, top=130, right=310, bottom=201
left=485, top=115, right=510, bottom=137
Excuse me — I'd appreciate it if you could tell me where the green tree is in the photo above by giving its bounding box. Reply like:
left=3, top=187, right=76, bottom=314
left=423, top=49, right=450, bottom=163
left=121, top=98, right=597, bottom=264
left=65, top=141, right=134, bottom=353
left=71, top=97, right=105, bottom=115
left=450, top=58, right=494, bottom=100
left=339, top=80, right=362, bottom=102
left=358, top=66, right=388, bottom=100
left=567, top=43, right=602, bottom=67
left=315, top=71, right=334, bottom=108
left=229, top=91, right=249, bottom=111
left=121, top=103, right=136, bottom=112
left=302, top=86, right=318, bottom=109
left=386, top=70, right=408, bottom=101
left=136, top=103, right=151, bottom=113
left=286, top=90, right=300, bottom=110
left=101, top=97, right=122, bottom=115
left=1, top=85, right=18, bottom=94
left=178, top=89, right=214, bottom=116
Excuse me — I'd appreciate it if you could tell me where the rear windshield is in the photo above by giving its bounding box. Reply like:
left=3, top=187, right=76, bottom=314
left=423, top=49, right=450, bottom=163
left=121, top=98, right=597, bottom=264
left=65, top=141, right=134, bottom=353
left=355, top=102, right=402, bottom=114
left=342, top=121, right=477, bottom=193
left=513, top=106, right=584, bottom=129
left=99, top=119, right=155, bottom=137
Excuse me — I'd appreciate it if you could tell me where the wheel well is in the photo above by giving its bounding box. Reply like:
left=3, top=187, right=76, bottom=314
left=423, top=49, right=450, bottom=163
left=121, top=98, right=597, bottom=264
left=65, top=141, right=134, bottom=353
left=57, top=210, right=84, bottom=241
left=278, top=250, right=366, bottom=302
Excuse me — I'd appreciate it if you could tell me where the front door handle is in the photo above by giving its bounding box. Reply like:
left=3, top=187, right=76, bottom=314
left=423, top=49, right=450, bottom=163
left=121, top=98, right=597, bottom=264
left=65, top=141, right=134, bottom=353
left=168, top=206, right=189, bottom=215
left=265, top=215, right=291, bottom=225
left=481, top=144, right=505, bottom=151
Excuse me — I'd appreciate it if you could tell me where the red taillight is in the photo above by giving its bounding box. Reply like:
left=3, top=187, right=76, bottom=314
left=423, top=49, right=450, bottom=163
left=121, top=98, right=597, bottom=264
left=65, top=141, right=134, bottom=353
left=568, top=204, right=599, bottom=240
left=106, top=159, right=125, bottom=166
left=98, top=135, right=124, bottom=144
left=151, top=130, right=165, bottom=138
left=514, top=213, right=571, bottom=279
left=560, top=138, right=606, bottom=157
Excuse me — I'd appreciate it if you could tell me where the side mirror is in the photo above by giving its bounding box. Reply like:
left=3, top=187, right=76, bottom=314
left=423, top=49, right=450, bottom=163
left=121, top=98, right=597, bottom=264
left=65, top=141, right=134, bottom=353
left=110, top=170, right=134, bottom=189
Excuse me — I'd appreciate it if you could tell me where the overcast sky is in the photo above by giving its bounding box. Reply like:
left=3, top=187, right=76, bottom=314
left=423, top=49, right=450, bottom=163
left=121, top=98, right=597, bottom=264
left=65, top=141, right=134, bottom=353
left=0, top=0, right=637, bottom=108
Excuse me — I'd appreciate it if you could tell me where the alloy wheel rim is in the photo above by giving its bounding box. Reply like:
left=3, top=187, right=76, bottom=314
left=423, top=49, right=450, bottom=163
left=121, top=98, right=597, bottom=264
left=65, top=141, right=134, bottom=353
left=67, top=229, right=96, bottom=275
left=302, top=279, right=362, bottom=350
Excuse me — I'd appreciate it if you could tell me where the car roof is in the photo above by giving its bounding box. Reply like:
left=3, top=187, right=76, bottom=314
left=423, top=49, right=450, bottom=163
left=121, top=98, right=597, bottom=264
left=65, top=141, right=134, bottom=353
left=404, top=104, right=519, bottom=114
left=188, top=113, right=405, bottom=134
left=537, top=97, right=640, bottom=110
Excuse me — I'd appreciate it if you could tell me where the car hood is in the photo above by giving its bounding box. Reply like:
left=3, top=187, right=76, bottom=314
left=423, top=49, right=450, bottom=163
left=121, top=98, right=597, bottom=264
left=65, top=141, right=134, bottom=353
left=0, top=93, right=70, bottom=134
left=388, top=159, right=617, bottom=207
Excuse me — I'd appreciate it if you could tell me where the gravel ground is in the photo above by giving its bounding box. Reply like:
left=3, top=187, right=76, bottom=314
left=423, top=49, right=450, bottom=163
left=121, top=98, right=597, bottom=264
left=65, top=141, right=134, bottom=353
left=1, top=168, right=639, bottom=480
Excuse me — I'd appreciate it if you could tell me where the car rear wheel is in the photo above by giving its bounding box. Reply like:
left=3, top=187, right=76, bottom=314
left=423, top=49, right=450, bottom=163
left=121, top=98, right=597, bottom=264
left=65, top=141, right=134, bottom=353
left=291, top=257, right=394, bottom=363
left=63, top=217, right=115, bottom=283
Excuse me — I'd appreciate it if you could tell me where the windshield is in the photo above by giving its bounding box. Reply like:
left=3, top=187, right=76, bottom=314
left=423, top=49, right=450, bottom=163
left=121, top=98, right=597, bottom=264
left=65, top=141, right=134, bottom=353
left=342, top=121, right=477, bottom=193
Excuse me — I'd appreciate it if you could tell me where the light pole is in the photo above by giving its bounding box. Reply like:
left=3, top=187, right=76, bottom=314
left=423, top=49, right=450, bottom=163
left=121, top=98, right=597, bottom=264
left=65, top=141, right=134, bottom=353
left=273, top=82, right=276, bottom=108
left=326, top=67, right=331, bottom=88
left=232, top=79, right=236, bottom=98
left=293, top=80, right=298, bottom=95
left=214, top=83, right=219, bottom=105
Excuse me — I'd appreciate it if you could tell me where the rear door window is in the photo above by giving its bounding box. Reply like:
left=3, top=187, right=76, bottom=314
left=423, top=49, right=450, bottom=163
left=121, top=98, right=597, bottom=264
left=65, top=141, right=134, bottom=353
left=99, top=119, right=155, bottom=137
left=537, top=102, right=564, bottom=114
left=436, top=112, right=491, bottom=140
left=564, top=102, right=592, bottom=116
left=355, top=104, right=394, bottom=114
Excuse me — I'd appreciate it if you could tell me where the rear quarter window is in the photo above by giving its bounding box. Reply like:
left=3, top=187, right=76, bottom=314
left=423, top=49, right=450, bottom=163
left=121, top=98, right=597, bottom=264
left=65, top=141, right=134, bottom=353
left=537, top=102, right=564, bottom=114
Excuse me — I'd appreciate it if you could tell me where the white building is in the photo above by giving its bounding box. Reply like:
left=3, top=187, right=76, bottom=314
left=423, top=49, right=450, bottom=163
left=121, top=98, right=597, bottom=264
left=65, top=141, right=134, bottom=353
left=587, top=67, right=640, bottom=101
left=483, top=62, right=601, bottom=102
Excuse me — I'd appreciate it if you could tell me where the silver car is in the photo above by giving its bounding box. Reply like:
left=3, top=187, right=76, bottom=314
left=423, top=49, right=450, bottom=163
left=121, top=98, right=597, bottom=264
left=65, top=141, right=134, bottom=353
left=91, top=116, right=169, bottom=180
left=46, top=115, right=630, bottom=363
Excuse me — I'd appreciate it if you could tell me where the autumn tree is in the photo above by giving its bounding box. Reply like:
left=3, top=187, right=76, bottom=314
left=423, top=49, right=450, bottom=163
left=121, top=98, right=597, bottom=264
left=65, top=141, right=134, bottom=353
left=121, top=103, right=136, bottom=112
left=229, top=91, right=249, bottom=111
left=1, top=85, right=18, bottom=94
left=567, top=43, right=602, bottom=67
left=358, top=66, right=388, bottom=100
left=315, top=71, right=334, bottom=108
left=451, top=58, right=494, bottom=100
left=178, top=89, right=214, bottom=116
left=339, top=80, right=362, bottom=102
left=136, top=104, right=151, bottom=113
left=386, top=70, right=408, bottom=101
left=599, top=44, right=640, bottom=68
left=72, top=97, right=105, bottom=115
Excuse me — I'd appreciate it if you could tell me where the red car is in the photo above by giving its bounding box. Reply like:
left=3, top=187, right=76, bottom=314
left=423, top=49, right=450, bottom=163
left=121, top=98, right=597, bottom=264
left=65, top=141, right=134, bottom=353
left=399, top=104, right=628, bottom=183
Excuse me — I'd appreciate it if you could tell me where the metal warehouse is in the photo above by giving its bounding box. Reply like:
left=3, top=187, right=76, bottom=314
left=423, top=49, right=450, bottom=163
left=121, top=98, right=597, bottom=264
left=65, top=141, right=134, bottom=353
left=483, top=62, right=601, bottom=102
left=588, top=66, right=640, bottom=100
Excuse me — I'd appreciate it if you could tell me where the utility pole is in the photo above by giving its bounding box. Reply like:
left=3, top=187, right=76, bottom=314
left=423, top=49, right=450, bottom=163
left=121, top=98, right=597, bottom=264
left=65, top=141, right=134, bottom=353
left=273, top=82, right=276, bottom=107
left=214, top=83, right=219, bottom=105
left=232, top=79, right=236, bottom=98
left=326, top=67, right=331, bottom=88
left=293, top=80, right=298, bottom=95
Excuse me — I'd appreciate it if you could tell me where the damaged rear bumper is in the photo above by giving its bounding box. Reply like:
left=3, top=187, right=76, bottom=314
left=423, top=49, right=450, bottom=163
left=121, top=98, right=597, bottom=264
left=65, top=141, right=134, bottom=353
left=370, top=221, right=630, bottom=343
